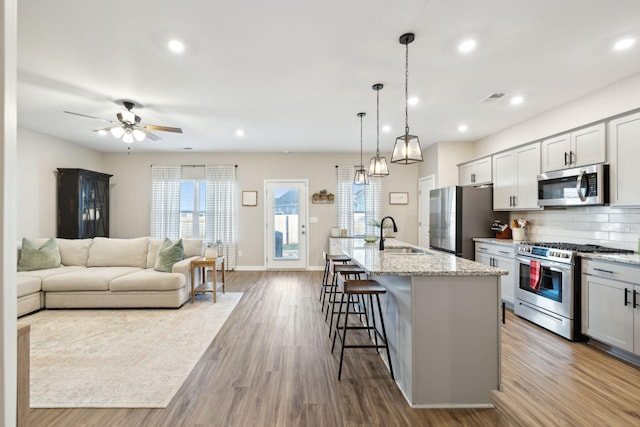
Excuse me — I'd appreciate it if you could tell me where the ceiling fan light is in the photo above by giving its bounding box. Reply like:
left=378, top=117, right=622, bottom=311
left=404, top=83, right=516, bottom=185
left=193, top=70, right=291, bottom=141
left=391, top=134, right=423, bottom=164
left=110, top=127, right=125, bottom=138
left=122, top=132, right=134, bottom=144
left=132, top=129, right=146, bottom=142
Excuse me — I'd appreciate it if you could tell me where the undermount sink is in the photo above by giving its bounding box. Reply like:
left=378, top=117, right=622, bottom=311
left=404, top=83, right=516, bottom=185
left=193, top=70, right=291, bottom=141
left=383, top=246, right=427, bottom=255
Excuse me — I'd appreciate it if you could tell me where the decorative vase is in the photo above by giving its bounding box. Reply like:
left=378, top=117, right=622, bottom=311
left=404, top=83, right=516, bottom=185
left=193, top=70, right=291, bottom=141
left=204, top=247, right=218, bottom=259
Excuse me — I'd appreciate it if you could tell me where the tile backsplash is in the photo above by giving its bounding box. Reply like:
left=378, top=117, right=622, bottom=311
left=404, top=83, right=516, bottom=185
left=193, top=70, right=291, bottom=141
left=510, top=206, right=640, bottom=251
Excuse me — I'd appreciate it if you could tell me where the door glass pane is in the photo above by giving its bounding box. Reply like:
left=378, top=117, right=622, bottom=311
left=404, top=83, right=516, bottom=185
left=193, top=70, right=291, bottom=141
left=273, top=188, right=299, bottom=259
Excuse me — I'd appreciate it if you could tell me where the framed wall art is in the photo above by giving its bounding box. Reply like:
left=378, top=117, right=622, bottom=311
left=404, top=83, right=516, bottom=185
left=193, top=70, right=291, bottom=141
left=242, top=191, right=258, bottom=206
left=389, top=192, right=409, bottom=205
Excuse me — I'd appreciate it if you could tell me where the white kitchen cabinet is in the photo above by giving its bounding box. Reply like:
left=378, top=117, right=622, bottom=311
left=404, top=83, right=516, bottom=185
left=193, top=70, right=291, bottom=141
left=541, top=123, right=606, bottom=172
left=475, top=241, right=516, bottom=305
left=608, top=112, right=640, bottom=207
left=582, top=259, right=640, bottom=355
left=458, top=156, right=492, bottom=186
left=492, top=142, right=541, bottom=210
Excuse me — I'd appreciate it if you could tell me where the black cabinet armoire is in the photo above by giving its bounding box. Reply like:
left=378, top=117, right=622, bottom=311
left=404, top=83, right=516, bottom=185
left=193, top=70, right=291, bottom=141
left=57, top=168, right=113, bottom=238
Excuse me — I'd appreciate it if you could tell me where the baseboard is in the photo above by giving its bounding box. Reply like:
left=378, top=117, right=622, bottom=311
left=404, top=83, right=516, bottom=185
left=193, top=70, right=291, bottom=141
left=234, top=265, right=324, bottom=271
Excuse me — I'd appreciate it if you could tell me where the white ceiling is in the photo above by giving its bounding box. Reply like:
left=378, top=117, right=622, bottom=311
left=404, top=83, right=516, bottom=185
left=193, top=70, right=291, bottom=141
left=17, top=0, right=640, bottom=154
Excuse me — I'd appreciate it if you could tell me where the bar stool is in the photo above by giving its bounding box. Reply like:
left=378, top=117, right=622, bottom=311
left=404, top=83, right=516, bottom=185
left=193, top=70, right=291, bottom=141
left=319, top=251, right=350, bottom=305
left=331, top=273, right=394, bottom=381
left=326, top=264, right=366, bottom=335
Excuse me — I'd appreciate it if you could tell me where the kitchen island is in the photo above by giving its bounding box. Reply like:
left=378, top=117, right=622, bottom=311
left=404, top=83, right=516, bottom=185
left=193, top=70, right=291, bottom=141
left=329, top=238, right=507, bottom=408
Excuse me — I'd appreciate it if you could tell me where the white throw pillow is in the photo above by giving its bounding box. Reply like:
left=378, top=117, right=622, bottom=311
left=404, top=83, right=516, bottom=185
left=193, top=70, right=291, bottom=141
left=183, top=240, right=204, bottom=258
left=56, top=238, right=93, bottom=266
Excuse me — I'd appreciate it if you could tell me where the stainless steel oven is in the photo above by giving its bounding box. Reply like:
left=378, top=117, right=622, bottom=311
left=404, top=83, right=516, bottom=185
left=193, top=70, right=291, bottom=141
left=515, top=242, right=633, bottom=340
left=514, top=253, right=575, bottom=339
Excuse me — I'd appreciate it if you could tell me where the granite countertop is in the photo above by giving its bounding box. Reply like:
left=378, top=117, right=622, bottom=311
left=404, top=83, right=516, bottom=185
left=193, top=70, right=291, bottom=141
left=331, top=238, right=508, bottom=277
left=473, top=237, right=519, bottom=247
left=578, top=252, right=640, bottom=266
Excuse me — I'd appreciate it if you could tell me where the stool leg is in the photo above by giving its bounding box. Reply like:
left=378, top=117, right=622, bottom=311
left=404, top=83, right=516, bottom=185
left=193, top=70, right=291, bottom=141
left=338, top=295, right=351, bottom=381
left=375, top=294, right=394, bottom=380
left=319, top=261, right=330, bottom=302
left=369, top=294, right=378, bottom=346
left=331, top=293, right=346, bottom=353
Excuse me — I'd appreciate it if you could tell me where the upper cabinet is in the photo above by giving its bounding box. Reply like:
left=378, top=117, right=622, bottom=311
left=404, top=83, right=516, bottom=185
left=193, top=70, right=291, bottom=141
left=493, top=142, right=541, bottom=211
left=609, top=112, right=640, bottom=207
left=541, top=123, right=606, bottom=172
left=458, top=156, right=492, bottom=186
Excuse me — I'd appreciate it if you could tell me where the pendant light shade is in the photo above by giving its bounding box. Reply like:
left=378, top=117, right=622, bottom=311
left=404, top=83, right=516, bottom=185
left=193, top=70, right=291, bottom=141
left=391, top=33, right=423, bottom=164
left=354, top=112, right=369, bottom=185
left=368, top=83, right=389, bottom=177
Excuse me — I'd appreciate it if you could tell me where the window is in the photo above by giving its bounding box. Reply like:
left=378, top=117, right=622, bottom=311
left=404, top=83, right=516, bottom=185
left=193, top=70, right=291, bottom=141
left=337, top=166, right=380, bottom=237
left=179, top=180, right=206, bottom=239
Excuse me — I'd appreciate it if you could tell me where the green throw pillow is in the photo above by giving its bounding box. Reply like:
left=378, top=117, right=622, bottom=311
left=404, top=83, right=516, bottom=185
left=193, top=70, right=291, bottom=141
left=17, top=238, right=62, bottom=272
left=154, top=238, right=184, bottom=272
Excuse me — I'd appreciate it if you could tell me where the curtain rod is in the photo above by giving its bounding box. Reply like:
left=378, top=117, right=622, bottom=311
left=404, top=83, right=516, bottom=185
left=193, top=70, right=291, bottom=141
left=150, top=164, right=238, bottom=167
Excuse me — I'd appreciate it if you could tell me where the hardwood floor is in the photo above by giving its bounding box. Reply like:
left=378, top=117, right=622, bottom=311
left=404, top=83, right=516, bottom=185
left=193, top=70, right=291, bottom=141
left=29, top=271, right=640, bottom=426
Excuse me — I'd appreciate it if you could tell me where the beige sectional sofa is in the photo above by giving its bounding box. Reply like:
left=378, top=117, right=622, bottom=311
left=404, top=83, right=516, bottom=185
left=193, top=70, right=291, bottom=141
left=16, top=237, right=203, bottom=317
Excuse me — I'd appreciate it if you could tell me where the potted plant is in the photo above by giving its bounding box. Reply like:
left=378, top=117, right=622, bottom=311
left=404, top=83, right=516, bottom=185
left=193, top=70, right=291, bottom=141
left=319, top=189, right=328, bottom=200
left=204, top=239, right=222, bottom=259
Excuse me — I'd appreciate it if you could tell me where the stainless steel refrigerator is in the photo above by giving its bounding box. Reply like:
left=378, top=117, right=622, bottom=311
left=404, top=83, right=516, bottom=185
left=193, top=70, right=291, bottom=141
left=429, top=186, right=506, bottom=259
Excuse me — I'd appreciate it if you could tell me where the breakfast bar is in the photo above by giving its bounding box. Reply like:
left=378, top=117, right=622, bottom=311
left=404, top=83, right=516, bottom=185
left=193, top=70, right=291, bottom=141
left=330, top=238, right=507, bottom=408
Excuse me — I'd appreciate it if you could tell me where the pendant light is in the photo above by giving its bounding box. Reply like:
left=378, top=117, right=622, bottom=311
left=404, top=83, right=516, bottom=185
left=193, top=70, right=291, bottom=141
left=391, top=33, right=423, bottom=164
left=368, top=83, right=389, bottom=177
left=354, top=112, right=369, bottom=185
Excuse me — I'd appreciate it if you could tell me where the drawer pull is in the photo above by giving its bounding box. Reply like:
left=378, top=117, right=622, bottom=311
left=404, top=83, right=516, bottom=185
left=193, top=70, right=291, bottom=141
left=593, top=267, right=615, bottom=275
left=498, top=251, right=510, bottom=255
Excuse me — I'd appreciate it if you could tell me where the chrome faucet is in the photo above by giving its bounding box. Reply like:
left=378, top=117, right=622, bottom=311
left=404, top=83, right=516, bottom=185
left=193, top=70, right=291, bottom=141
left=379, top=216, right=398, bottom=250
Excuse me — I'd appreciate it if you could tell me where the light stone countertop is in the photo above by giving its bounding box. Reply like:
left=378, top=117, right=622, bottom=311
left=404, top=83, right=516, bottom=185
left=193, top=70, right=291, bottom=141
left=473, top=237, right=520, bottom=247
left=331, top=238, right=508, bottom=277
left=578, top=252, right=640, bottom=266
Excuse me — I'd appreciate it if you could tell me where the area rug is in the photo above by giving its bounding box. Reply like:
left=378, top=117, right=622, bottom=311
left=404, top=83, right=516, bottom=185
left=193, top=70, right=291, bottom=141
left=24, top=292, right=243, bottom=408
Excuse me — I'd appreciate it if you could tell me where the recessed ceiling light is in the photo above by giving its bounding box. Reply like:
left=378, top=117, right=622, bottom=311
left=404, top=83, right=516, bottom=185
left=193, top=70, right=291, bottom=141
left=96, top=129, right=107, bottom=136
left=613, top=38, right=635, bottom=51
left=510, top=95, right=524, bottom=105
left=458, top=39, right=477, bottom=53
left=408, top=97, right=419, bottom=106
left=382, top=125, right=391, bottom=133
left=167, top=39, right=185, bottom=54
left=236, top=129, right=245, bottom=137
left=457, top=124, right=468, bottom=132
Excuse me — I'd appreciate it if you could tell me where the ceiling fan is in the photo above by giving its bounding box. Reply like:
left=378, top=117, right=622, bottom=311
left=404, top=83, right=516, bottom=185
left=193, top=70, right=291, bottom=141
left=64, top=100, right=182, bottom=143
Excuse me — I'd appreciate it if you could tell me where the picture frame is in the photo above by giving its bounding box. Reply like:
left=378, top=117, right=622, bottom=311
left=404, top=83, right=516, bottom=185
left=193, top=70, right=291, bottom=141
left=389, top=192, right=409, bottom=205
left=242, top=191, right=258, bottom=206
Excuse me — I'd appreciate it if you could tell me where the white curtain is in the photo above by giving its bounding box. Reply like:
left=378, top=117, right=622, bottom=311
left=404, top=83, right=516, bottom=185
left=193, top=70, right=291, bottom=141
left=205, top=166, right=237, bottom=270
left=336, top=166, right=355, bottom=235
left=336, top=165, right=381, bottom=236
left=150, top=165, right=181, bottom=239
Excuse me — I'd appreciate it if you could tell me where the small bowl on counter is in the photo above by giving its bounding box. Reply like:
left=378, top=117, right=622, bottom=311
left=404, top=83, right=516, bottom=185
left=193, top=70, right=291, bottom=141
left=363, top=235, right=379, bottom=244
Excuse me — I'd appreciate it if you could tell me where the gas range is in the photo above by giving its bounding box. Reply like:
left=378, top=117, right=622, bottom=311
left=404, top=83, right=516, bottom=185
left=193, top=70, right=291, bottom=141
left=516, top=242, right=633, bottom=264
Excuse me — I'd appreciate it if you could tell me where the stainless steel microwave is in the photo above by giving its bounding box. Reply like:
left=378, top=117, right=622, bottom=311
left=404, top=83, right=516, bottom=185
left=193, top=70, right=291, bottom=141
left=537, top=164, right=608, bottom=207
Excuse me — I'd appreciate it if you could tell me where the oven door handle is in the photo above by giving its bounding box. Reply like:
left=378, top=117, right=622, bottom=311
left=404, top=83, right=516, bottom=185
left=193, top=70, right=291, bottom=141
left=515, top=255, right=572, bottom=273
left=576, top=169, right=587, bottom=202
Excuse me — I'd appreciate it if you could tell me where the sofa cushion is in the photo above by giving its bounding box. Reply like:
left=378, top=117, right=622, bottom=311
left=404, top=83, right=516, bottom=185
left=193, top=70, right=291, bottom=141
left=16, top=275, right=42, bottom=298
left=17, top=265, right=85, bottom=280
left=183, top=240, right=203, bottom=258
left=87, top=237, right=149, bottom=268
left=109, top=269, right=186, bottom=291
left=56, top=238, right=93, bottom=266
left=42, top=266, right=142, bottom=292
left=17, top=238, right=61, bottom=271
left=146, top=238, right=164, bottom=268
left=154, top=238, right=184, bottom=272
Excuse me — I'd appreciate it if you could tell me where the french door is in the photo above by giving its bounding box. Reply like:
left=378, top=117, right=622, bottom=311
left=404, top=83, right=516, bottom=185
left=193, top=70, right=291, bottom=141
left=265, top=180, right=308, bottom=269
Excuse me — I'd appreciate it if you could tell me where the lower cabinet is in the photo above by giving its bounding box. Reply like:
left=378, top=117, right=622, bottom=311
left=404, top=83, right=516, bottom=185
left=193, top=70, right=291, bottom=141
left=475, top=241, right=516, bottom=305
left=582, top=259, right=640, bottom=355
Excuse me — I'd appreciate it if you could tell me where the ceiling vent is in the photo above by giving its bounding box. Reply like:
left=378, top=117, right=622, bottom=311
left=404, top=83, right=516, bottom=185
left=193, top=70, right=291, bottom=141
left=479, top=92, right=507, bottom=103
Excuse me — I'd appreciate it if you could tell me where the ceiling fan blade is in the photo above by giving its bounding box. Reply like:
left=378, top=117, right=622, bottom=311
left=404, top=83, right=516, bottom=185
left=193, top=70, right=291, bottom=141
left=92, top=126, right=120, bottom=134
left=64, top=111, right=116, bottom=124
left=139, top=128, right=161, bottom=141
left=142, top=124, right=183, bottom=133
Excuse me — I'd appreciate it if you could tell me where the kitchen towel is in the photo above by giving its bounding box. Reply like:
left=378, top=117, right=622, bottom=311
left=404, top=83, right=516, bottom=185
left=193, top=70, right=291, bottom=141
left=530, top=260, right=541, bottom=290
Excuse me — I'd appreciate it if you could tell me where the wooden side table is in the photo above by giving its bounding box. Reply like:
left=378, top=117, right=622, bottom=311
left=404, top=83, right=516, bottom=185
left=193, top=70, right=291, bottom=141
left=190, top=256, right=225, bottom=303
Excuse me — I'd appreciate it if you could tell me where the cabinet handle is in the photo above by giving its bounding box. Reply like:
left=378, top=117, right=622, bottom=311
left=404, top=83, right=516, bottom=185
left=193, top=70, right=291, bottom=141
left=498, top=250, right=510, bottom=255
left=471, top=173, right=476, bottom=183
left=634, top=290, right=638, bottom=309
left=512, top=195, right=517, bottom=206
left=509, top=196, right=513, bottom=207
left=478, top=246, right=488, bottom=252
left=564, top=152, right=568, bottom=166
left=625, top=288, right=630, bottom=306
left=593, top=267, right=615, bottom=276
left=570, top=151, right=575, bottom=165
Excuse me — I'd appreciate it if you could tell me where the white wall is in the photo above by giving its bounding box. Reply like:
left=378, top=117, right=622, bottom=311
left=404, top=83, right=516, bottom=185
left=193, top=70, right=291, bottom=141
left=102, top=151, right=420, bottom=268
left=1, top=0, right=17, bottom=423
left=472, top=72, right=640, bottom=251
left=16, top=127, right=104, bottom=239
left=418, top=140, right=475, bottom=188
